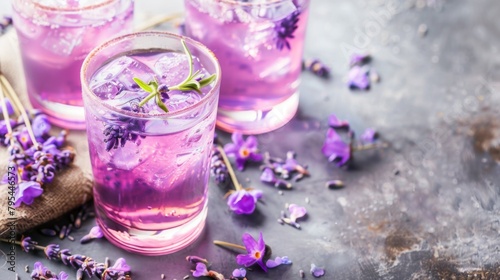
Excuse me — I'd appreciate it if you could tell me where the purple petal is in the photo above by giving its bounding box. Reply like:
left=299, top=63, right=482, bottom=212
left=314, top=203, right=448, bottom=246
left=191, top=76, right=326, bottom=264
left=58, top=271, right=69, bottom=280
left=89, top=226, right=104, bottom=238
left=241, top=233, right=259, bottom=253
left=311, top=264, right=325, bottom=278
left=192, top=262, right=208, bottom=277
left=256, top=258, right=268, bottom=272
left=248, top=189, right=263, bottom=201
left=227, top=190, right=257, bottom=215
left=248, top=152, right=263, bottom=162
left=350, top=53, right=370, bottom=66
left=0, top=98, right=14, bottom=115
left=288, top=204, right=307, bottom=221
left=328, top=114, right=349, bottom=129
left=14, top=181, right=43, bottom=207
left=347, top=65, right=370, bottom=90
left=32, top=114, right=51, bottom=138
left=232, top=268, right=247, bottom=277
left=223, top=143, right=239, bottom=156
left=266, top=258, right=281, bottom=268
left=236, top=254, right=257, bottom=267
left=235, top=158, right=247, bottom=171
left=244, top=135, right=258, bottom=150
left=360, top=128, right=377, bottom=143
left=280, top=256, right=292, bottom=265
left=260, top=168, right=276, bottom=183
left=231, top=132, right=245, bottom=147
left=321, top=128, right=351, bottom=167
left=257, top=232, right=266, bottom=253
left=111, top=258, right=130, bottom=272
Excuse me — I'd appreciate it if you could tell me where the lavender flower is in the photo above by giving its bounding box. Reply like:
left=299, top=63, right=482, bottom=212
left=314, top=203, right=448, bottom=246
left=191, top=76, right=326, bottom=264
left=32, top=114, right=51, bottom=138
left=211, top=149, right=229, bottom=185
left=14, top=181, right=43, bottom=207
left=275, top=11, right=300, bottom=50
left=236, top=232, right=267, bottom=272
left=192, top=262, right=209, bottom=277
left=347, top=65, right=370, bottom=90
left=31, top=262, right=69, bottom=280
left=0, top=119, right=16, bottom=146
left=303, top=59, right=330, bottom=78
left=16, top=128, right=33, bottom=149
left=260, top=167, right=292, bottom=189
left=310, top=264, right=325, bottom=278
left=288, top=204, right=307, bottom=222
left=224, top=132, right=263, bottom=171
left=21, top=236, right=37, bottom=253
left=350, top=53, right=370, bottom=67
left=360, top=128, right=377, bottom=143
left=321, top=128, right=351, bottom=167
left=102, top=258, right=131, bottom=280
left=265, top=256, right=292, bottom=268
left=227, top=189, right=263, bottom=215
left=328, top=114, right=349, bottom=129
left=80, top=225, right=104, bottom=244
left=44, top=244, right=60, bottom=260
left=0, top=97, right=13, bottom=115
left=232, top=268, right=246, bottom=278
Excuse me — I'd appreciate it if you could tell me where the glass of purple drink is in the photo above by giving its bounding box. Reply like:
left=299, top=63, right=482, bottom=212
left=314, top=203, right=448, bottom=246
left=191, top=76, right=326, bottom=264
left=185, top=0, right=310, bottom=134
left=81, top=31, right=221, bottom=255
left=12, top=0, right=134, bottom=129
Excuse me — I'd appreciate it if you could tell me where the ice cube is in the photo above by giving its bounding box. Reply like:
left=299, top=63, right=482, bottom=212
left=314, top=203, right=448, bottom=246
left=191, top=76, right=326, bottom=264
left=154, top=53, right=189, bottom=85
left=91, top=56, right=154, bottom=91
left=106, top=141, right=152, bottom=171
left=90, top=80, right=123, bottom=99
left=258, top=1, right=297, bottom=21
left=41, top=27, right=85, bottom=56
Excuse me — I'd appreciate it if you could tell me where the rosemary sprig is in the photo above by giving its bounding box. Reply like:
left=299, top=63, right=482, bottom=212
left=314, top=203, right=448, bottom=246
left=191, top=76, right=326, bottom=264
left=134, top=40, right=216, bottom=113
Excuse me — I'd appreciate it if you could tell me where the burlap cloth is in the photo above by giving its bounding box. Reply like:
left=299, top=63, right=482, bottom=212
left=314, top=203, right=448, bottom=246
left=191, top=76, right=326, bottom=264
left=0, top=30, right=93, bottom=237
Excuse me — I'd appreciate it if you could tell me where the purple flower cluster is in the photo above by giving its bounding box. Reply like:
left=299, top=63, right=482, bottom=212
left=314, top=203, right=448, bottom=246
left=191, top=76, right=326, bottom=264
left=31, top=262, right=69, bottom=280
left=260, top=151, right=309, bottom=188
left=227, top=189, right=263, bottom=215
left=210, top=148, right=229, bottom=185
left=1, top=108, right=75, bottom=207
left=322, top=114, right=380, bottom=167
left=102, top=103, right=146, bottom=152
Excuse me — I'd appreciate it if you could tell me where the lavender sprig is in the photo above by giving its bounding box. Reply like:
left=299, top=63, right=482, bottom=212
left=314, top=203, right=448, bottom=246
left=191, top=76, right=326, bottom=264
left=134, top=40, right=216, bottom=113
left=0, top=236, right=132, bottom=280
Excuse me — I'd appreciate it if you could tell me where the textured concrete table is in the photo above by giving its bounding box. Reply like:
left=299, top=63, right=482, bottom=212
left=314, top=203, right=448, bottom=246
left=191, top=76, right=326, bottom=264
left=1, top=0, right=500, bottom=279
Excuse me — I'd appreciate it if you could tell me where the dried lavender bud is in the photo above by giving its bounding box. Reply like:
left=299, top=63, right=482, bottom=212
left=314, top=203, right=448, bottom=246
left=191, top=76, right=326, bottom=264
left=183, top=275, right=190, bottom=279
left=65, top=224, right=73, bottom=236
left=274, top=179, right=292, bottom=189
left=299, top=269, right=305, bottom=278
left=210, top=149, right=229, bottom=186
left=40, top=228, right=57, bottom=237
left=326, top=180, right=344, bottom=189
left=186, top=255, right=209, bottom=265
left=59, top=225, right=67, bottom=239
left=67, top=235, right=75, bottom=241
left=303, top=59, right=330, bottom=78
left=74, top=215, right=82, bottom=229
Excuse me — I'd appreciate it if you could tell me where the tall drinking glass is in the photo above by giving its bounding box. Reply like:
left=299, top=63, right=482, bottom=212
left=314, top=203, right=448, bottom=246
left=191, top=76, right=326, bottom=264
left=185, top=0, right=310, bottom=134
left=81, top=32, right=221, bottom=255
left=12, top=0, right=134, bottom=129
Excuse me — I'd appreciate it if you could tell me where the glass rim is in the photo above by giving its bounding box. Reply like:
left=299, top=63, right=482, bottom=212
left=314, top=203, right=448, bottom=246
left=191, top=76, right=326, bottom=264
left=218, top=0, right=291, bottom=6
left=26, top=0, right=123, bottom=12
left=81, top=31, right=221, bottom=120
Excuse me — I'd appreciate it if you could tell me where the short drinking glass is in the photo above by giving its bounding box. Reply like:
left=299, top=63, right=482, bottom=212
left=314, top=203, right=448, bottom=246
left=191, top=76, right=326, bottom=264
left=81, top=32, right=221, bottom=255
left=185, top=0, right=310, bottom=134
left=12, top=0, right=134, bottom=129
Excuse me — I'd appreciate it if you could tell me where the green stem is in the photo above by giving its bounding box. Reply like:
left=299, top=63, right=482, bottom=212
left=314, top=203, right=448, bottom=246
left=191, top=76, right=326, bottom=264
left=138, top=91, right=158, bottom=107
left=352, top=142, right=389, bottom=151
left=215, top=145, right=243, bottom=191
left=213, top=240, right=246, bottom=251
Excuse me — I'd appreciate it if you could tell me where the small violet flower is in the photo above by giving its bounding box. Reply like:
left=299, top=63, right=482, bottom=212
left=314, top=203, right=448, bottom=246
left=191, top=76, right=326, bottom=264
left=104, top=258, right=131, bottom=279
left=275, top=11, right=300, bottom=50
left=14, top=181, right=43, bottom=207
left=232, top=268, right=247, bottom=278
left=192, top=262, right=209, bottom=277
left=80, top=225, right=104, bottom=244
left=44, top=244, right=60, bottom=260
left=236, top=232, right=267, bottom=272
left=350, top=53, right=370, bottom=67
left=328, top=114, right=349, bottom=129
left=224, top=132, right=263, bottom=171
left=266, top=256, right=292, bottom=268
left=303, top=59, right=330, bottom=78
left=0, top=97, right=14, bottom=115
left=32, top=114, right=51, bottom=138
left=16, top=128, right=33, bottom=150
left=347, top=65, right=370, bottom=90
left=321, top=128, right=351, bottom=167
left=227, top=189, right=263, bottom=215
left=360, top=128, right=378, bottom=143
left=260, top=167, right=292, bottom=189
left=310, top=264, right=325, bottom=278
left=288, top=204, right=307, bottom=222
left=21, top=236, right=37, bottom=253
left=31, top=261, right=69, bottom=280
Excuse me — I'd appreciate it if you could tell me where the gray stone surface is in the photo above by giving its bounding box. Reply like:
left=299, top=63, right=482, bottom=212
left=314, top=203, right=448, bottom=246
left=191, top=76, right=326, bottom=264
left=1, top=0, right=500, bottom=279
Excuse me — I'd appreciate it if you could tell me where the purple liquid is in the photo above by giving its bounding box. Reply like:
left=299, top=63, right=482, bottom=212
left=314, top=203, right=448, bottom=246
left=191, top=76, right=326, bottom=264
left=185, top=0, right=310, bottom=133
left=12, top=0, right=134, bottom=129
left=85, top=50, right=217, bottom=255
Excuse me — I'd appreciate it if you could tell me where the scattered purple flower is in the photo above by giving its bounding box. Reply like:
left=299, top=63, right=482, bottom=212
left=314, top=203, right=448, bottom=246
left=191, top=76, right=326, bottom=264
left=31, top=261, right=69, bottom=280
left=360, top=128, right=378, bottom=143
left=44, top=244, right=60, bottom=260
left=227, top=189, right=263, bottom=215
left=310, top=264, right=325, bottom=278
left=224, top=132, right=263, bottom=171
left=231, top=267, right=247, bottom=278
left=14, top=181, right=43, bottom=207
left=328, top=114, right=349, bottom=129
left=321, top=128, right=351, bottom=167
left=260, top=167, right=276, bottom=184
left=288, top=204, right=307, bottom=222
left=80, top=225, right=104, bottom=244
left=350, top=53, right=371, bottom=67
left=103, top=258, right=131, bottom=279
left=192, top=262, right=209, bottom=277
left=266, top=256, right=292, bottom=268
left=303, top=59, right=330, bottom=78
left=347, top=65, right=370, bottom=90
left=32, top=114, right=51, bottom=138
left=16, top=128, right=33, bottom=149
left=236, top=232, right=268, bottom=272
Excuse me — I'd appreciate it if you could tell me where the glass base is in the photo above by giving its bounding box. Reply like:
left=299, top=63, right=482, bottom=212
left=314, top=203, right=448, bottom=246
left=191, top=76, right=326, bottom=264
left=30, top=96, right=86, bottom=130
left=96, top=205, right=208, bottom=256
left=216, top=92, right=299, bottom=134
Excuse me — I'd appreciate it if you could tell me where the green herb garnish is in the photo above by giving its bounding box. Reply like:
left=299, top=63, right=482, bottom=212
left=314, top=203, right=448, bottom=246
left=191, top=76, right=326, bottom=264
left=134, top=40, right=217, bottom=113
